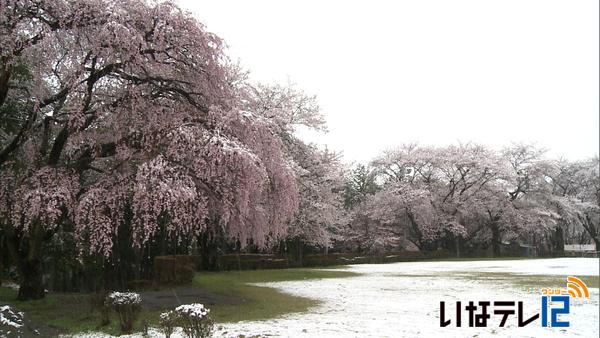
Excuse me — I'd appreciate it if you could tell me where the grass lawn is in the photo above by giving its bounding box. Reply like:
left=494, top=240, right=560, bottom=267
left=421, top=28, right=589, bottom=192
left=0, top=286, right=145, bottom=336
left=0, top=268, right=357, bottom=335
left=193, top=268, right=358, bottom=323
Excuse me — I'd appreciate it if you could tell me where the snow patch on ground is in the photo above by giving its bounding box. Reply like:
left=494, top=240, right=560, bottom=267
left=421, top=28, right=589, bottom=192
left=0, top=305, right=23, bottom=328
left=0, top=305, right=25, bottom=338
left=1, top=282, right=19, bottom=291
left=61, top=328, right=178, bottom=338
left=215, top=258, right=599, bottom=337
left=339, top=257, right=598, bottom=277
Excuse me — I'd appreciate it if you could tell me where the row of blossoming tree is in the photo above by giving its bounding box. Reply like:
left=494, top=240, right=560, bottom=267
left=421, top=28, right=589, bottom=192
left=342, top=143, right=599, bottom=257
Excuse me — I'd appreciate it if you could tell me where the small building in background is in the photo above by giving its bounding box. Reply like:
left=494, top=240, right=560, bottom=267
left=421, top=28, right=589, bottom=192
left=564, top=244, right=597, bottom=257
left=499, top=241, right=538, bottom=257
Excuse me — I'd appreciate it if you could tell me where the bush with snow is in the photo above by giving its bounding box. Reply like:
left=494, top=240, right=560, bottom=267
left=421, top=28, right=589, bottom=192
left=159, top=310, right=176, bottom=338
left=174, top=303, right=213, bottom=338
left=0, top=305, right=24, bottom=337
left=106, top=292, right=141, bottom=306
left=105, top=292, right=142, bottom=334
left=89, top=291, right=111, bottom=326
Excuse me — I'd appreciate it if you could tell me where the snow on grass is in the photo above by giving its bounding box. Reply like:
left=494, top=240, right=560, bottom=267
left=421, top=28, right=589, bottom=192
left=339, top=257, right=598, bottom=277
left=215, top=258, right=598, bottom=337
left=1, top=282, right=19, bottom=291
left=61, top=328, right=177, bottom=338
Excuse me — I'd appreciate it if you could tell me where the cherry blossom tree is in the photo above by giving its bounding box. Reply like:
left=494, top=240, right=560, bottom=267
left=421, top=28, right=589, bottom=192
left=366, top=143, right=554, bottom=255
left=367, top=144, right=497, bottom=252
left=287, top=144, right=346, bottom=250
left=545, top=157, right=600, bottom=250
left=459, top=144, right=550, bottom=256
left=359, top=184, right=440, bottom=251
left=248, top=83, right=346, bottom=253
left=244, top=82, right=326, bottom=135
left=365, top=142, right=595, bottom=257
left=496, top=144, right=562, bottom=253
left=0, top=0, right=298, bottom=299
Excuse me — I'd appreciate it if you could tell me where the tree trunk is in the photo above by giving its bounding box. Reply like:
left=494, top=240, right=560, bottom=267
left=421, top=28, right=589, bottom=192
left=406, top=211, right=423, bottom=250
left=552, top=227, right=564, bottom=256
left=198, top=233, right=213, bottom=270
left=17, top=259, right=45, bottom=300
left=490, top=222, right=500, bottom=257
left=296, top=237, right=303, bottom=266
left=4, top=219, right=47, bottom=300
left=455, top=236, right=460, bottom=258
left=487, top=212, right=501, bottom=258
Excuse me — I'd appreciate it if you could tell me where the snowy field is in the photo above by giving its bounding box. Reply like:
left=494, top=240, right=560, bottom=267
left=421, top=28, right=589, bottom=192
left=72, top=258, right=598, bottom=338
left=216, top=258, right=599, bottom=338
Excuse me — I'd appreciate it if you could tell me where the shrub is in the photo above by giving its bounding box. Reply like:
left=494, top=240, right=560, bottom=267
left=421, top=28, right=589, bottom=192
left=216, top=254, right=289, bottom=271
left=127, top=279, right=154, bottom=291
left=213, top=250, right=453, bottom=271
left=141, top=319, right=150, bottom=337
left=159, top=310, right=177, bottom=338
left=106, top=291, right=142, bottom=334
left=154, top=255, right=196, bottom=284
left=89, top=290, right=111, bottom=326
left=175, top=303, right=214, bottom=338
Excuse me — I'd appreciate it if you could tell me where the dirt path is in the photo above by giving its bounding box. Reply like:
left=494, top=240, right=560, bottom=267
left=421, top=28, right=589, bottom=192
left=140, top=286, right=245, bottom=310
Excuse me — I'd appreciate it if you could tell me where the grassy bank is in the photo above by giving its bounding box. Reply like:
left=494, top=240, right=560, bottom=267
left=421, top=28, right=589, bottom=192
left=193, top=268, right=358, bottom=323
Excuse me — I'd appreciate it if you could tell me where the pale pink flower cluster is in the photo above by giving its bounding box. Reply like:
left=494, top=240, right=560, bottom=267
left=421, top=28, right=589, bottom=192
left=7, top=168, right=77, bottom=233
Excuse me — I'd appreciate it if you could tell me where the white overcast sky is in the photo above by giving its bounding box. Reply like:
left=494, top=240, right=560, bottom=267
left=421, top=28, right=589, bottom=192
left=177, top=0, right=599, bottom=164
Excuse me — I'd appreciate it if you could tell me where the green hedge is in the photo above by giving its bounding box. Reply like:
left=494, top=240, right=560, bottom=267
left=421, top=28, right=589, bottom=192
left=155, top=251, right=454, bottom=273
left=214, top=250, right=452, bottom=271
left=154, top=255, right=196, bottom=284
left=302, top=250, right=451, bottom=266
left=217, top=254, right=289, bottom=271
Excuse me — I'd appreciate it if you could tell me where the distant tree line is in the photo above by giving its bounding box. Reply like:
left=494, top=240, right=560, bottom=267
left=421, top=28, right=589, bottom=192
left=341, top=144, right=599, bottom=257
